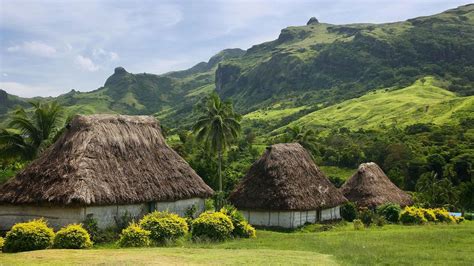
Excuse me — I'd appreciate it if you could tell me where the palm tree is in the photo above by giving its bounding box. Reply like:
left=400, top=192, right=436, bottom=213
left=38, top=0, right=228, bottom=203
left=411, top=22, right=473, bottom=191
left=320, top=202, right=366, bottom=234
left=192, top=92, right=241, bottom=192
left=284, top=125, right=318, bottom=153
left=0, top=101, right=64, bottom=161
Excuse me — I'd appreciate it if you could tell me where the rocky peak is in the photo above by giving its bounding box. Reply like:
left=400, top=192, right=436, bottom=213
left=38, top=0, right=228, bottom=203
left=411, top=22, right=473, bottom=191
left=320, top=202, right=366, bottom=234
left=307, top=17, right=319, bottom=25
left=114, top=66, right=128, bottom=75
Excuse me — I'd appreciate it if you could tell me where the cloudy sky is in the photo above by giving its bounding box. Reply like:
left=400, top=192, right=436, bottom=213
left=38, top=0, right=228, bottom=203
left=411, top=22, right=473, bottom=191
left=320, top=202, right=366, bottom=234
left=0, top=0, right=471, bottom=97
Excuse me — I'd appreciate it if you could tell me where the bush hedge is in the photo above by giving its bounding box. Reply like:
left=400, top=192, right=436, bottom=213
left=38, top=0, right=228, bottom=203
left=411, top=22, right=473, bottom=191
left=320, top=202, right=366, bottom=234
left=353, top=219, right=364, bottom=230
left=400, top=207, right=427, bottom=224
left=0, top=236, right=4, bottom=251
left=53, top=224, right=93, bottom=249
left=191, top=212, right=234, bottom=241
left=220, top=205, right=256, bottom=238
left=117, top=223, right=151, bottom=247
left=139, top=211, right=188, bottom=243
left=340, top=202, right=357, bottom=222
left=358, top=207, right=374, bottom=227
left=376, top=203, right=401, bottom=223
left=3, top=219, right=55, bottom=253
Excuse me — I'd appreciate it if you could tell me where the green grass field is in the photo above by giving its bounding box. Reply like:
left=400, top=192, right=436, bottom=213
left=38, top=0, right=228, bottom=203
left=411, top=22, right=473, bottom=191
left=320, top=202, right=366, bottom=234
left=283, top=77, right=474, bottom=132
left=2, top=222, right=473, bottom=265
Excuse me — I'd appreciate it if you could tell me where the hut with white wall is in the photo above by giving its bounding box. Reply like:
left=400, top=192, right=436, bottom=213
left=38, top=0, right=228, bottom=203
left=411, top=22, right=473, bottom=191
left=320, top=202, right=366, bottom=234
left=0, top=114, right=213, bottom=230
left=229, top=143, right=347, bottom=228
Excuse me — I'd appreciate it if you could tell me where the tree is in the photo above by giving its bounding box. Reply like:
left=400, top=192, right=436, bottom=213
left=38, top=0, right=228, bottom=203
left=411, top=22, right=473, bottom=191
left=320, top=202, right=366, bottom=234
left=416, top=171, right=458, bottom=208
left=192, top=92, right=241, bottom=192
left=284, top=125, right=318, bottom=154
left=0, top=101, right=64, bottom=161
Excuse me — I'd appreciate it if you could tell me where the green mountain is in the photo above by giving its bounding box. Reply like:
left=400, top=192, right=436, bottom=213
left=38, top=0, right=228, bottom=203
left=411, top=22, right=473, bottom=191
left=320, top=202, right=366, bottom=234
left=2, top=4, right=473, bottom=133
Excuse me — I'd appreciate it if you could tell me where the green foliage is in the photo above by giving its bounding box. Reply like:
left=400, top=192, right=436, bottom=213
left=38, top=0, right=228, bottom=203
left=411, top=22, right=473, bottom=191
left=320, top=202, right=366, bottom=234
left=191, top=212, right=234, bottom=241
left=464, top=213, right=473, bottom=221
left=340, top=202, right=357, bottom=222
left=219, top=205, right=255, bottom=238
left=139, top=211, right=188, bottom=243
left=53, top=224, right=92, bottom=249
left=376, top=203, right=402, bottom=223
left=192, top=92, right=241, bottom=192
left=400, top=207, right=428, bottom=225
left=205, top=198, right=215, bottom=211
left=0, top=101, right=64, bottom=161
left=0, top=236, right=4, bottom=251
left=358, top=207, right=374, bottom=227
left=353, top=219, right=364, bottom=230
left=82, top=215, right=100, bottom=243
left=3, top=219, right=55, bottom=253
left=233, top=221, right=256, bottom=238
left=117, top=223, right=151, bottom=248
left=114, top=211, right=136, bottom=233
left=373, top=214, right=386, bottom=227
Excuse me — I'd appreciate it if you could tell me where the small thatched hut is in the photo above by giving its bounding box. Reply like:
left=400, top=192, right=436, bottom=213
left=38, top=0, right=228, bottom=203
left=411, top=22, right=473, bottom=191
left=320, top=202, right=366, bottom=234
left=341, top=162, right=413, bottom=208
left=229, top=143, right=347, bottom=228
left=0, top=115, right=213, bottom=230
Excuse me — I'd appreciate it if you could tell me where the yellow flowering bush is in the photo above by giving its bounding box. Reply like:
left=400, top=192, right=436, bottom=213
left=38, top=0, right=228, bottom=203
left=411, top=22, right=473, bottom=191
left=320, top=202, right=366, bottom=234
left=191, top=211, right=234, bottom=241
left=0, top=236, right=4, bottom=251
left=53, top=224, right=93, bottom=249
left=139, top=211, right=188, bottom=243
left=400, top=207, right=427, bottom=224
left=421, top=208, right=437, bottom=222
left=117, top=222, right=151, bottom=247
left=432, top=208, right=454, bottom=223
left=3, top=219, right=55, bottom=253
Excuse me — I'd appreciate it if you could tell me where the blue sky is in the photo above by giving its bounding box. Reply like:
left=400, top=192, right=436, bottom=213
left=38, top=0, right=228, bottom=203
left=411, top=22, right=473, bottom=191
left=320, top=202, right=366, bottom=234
left=0, top=0, right=471, bottom=97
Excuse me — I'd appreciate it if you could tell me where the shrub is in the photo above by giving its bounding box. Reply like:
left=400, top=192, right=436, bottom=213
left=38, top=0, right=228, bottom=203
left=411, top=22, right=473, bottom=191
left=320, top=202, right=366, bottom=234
left=191, top=212, right=234, bottom=241
left=219, top=205, right=255, bottom=238
left=0, top=236, right=4, bottom=251
left=114, top=211, right=137, bottom=232
left=205, top=199, right=215, bottom=211
left=53, top=224, right=92, bottom=249
left=432, top=208, right=453, bottom=223
left=464, top=213, right=473, bottom=221
left=455, top=216, right=465, bottom=224
left=358, top=207, right=374, bottom=227
left=376, top=203, right=401, bottom=223
left=353, top=219, right=364, bottom=230
left=340, top=202, right=357, bottom=222
left=82, top=215, right=100, bottom=243
left=3, top=219, right=55, bottom=253
left=233, top=221, right=256, bottom=238
left=421, top=208, right=437, bottom=222
left=139, top=211, right=188, bottom=243
left=400, top=207, right=427, bottom=225
left=373, top=214, right=386, bottom=227
left=117, top=223, right=151, bottom=247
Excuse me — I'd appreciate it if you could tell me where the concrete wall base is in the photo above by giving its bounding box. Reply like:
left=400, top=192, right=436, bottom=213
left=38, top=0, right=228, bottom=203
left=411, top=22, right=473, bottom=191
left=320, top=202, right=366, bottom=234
left=0, top=198, right=206, bottom=230
left=241, top=206, right=341, bottom=228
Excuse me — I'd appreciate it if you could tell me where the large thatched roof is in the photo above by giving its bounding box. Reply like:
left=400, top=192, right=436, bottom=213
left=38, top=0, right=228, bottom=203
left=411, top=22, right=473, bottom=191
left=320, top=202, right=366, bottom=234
left=341, top=162, right=413, bottom=207
left=0, top=115, right=213, bottom=206
left=229, top=143, right=347, bottom=211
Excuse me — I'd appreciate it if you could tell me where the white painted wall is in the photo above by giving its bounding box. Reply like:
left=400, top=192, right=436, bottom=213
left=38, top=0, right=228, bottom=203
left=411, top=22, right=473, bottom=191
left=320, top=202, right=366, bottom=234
left=0, top=198, right=207, bottom=230
left=241, top=206, right=342, bottom=228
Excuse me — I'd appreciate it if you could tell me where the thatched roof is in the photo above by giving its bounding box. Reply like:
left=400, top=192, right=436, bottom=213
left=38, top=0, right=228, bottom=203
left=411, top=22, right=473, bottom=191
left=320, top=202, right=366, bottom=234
left=341, top=162, right=413, bottom=207
left=0, top=115, right=213, bottom=206
left=229, top=143, right=347, bottom=211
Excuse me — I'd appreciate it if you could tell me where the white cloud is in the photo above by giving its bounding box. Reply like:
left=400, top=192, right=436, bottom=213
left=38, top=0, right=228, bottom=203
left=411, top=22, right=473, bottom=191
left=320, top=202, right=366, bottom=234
left=6, top=41, right=57, bottom=57
left=75, top=55, right=99, bottom=72
left=93, top=48, right=119, bottom=61
left=0, top=81, right=59, bottom=97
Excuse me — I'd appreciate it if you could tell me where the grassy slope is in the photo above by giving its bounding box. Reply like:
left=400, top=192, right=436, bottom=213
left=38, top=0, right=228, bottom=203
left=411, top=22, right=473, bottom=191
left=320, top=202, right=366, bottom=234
left=1, top=222, right=473, bottom=265
left=283, top=77, right=474, bottom=132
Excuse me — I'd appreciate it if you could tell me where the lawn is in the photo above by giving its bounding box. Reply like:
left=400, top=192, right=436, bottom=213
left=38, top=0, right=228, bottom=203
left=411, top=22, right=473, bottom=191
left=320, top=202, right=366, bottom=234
left=1, top=221, right=473, bottom=265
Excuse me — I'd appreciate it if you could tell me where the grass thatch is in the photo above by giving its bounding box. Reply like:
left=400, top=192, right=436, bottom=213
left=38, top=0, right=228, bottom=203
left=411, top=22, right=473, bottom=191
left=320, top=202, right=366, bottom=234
left=229, top=143, right=347, bottom=211
left=341, top=162, right=413, bottom=208
left=0, top=115, right=213, bottom=206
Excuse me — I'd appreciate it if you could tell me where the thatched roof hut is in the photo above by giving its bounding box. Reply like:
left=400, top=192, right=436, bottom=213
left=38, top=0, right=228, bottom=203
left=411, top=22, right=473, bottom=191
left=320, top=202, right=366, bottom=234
left=0, top=114, right=213, bottom=206
left=341, top=162, right=413, bottom=208
left=230, top=143, right=347, bottom=211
